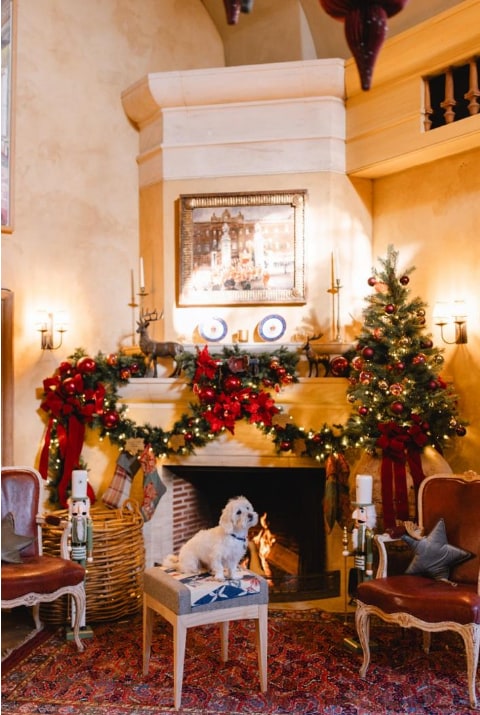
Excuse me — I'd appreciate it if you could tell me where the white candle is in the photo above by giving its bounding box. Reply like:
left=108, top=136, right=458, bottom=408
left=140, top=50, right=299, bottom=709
left=356, top=474, right=373, bottom=505
left=72, top=469, right=88, bottom=499
left=139, top=257, right=145, bottom=291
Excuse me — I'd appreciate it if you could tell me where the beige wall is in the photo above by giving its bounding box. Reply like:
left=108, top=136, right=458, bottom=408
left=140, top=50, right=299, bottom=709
left=1, top=0, right=223, bottom=489
left=372, top=148, right=480, bottom=473
left=2, top=0, right=478, bottom=499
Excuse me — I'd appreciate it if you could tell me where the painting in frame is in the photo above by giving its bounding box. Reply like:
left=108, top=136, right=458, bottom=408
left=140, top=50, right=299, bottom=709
left=178, top=190, right=307, bottom=307
left=1, top=0, right=15, bottom=233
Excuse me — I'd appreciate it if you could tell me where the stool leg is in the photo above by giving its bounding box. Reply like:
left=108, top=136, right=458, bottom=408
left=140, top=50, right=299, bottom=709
left=143, top=600, right=154, bottom=676
left=256, top=604, right=268, bottom=692
left=173, top=618, right=187, bottom=709
left=220, top=621, right=229, bottom=662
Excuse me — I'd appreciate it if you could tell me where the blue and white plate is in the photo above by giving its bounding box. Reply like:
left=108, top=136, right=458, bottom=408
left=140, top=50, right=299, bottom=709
left=199, top=317, right=228, bottom=342
left=258, top=314, right=286, bottom=342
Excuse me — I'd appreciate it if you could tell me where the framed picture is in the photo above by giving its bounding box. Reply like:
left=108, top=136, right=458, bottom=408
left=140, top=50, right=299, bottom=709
left=178, top=190, right=307, bottom=306
left=1, top=0, right=15, bottom=233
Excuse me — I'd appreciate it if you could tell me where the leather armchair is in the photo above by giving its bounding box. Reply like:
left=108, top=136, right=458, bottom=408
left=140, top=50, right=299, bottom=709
left=1, top=466, right=86, bottom=651
left=355, top=471, right=480, bottom=709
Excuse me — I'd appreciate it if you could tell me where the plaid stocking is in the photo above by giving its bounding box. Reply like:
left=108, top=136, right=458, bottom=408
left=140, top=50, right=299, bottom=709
left=139, top=445, right=166, bottom=521
left=102, top=450, right=140, bottom=508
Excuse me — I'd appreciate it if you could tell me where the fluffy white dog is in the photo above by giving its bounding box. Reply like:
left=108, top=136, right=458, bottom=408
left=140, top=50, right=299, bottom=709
left=163, top=496, right=258, bottom=580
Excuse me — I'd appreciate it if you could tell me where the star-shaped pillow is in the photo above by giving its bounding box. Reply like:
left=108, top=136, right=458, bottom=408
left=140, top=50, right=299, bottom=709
left=1, top=512, right=34, bottom=563
left=402, top=517, right=472, bottom=580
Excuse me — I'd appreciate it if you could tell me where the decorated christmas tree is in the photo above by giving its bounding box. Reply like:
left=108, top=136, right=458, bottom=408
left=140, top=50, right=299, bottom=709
left=344, top=246, right=467, bottom=528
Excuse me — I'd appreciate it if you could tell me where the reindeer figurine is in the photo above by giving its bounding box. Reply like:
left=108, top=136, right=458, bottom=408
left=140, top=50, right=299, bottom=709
left=136, top=309, right=184, bottom=378
left=302, top=334, right=330, bottom=377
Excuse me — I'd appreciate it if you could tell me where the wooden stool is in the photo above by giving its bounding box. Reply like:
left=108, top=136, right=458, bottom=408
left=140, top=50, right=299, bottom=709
left=143, top=567, right=268, bottom=709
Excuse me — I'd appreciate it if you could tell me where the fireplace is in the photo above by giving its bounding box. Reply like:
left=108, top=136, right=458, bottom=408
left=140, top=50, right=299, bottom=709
left=163, top=465, right=340, bottom=602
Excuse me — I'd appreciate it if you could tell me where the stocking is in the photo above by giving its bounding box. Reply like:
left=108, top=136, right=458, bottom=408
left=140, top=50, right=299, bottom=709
left=102, top=450, right=140, bottom=508
left=139, top=445, right=166, bottom=521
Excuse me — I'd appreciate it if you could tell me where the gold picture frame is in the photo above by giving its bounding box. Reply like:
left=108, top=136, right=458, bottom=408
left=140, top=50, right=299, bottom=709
left=1, top=0, right=15, bottom=233
left=178, top=190, right=306, bottom=306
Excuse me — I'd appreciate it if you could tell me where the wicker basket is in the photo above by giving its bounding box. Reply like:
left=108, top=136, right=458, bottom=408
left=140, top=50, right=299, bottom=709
left=40, top=499, right=145, bottom=624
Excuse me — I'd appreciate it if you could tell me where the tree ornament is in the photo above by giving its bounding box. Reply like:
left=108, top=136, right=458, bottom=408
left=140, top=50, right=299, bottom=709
left=62, top=377, right=79, bottom=395
left=359, top=370, right=374, bottom=385
left=106, top=353, right=118, bottom=367
left=330, top=355, right=349, bottom=376
left=390, top=400, right=404, bottom=414
left=385, top=304, right=396, bottom=314
left=421, top=338, right=434, bottom=349
left=358, top=405, right=369, bottom=416
left=223, top=375, right=242, bottom=392
left=378, top=380, right=389, bottom=390
left=456, top=426, right=467, bottom=436
left=59, top=360, right=73, bottom=375
left=351, top=356, right=364, bottom=371
left=412, top=353, right=427, bottom=365
left=279, top=440, right=292, bottom=451
left=119, top=368, right=131, bottom=380
left=389, top=383, right=403, bottom=396
left=427, top=380, right=438, bottom=391
left=362, top=346, right=375, bottom=360
left=399, top=275, right=409, bottom=285
left=394, top=361, right=405, bottom=373
left=367, top=276, right=376, bottom=286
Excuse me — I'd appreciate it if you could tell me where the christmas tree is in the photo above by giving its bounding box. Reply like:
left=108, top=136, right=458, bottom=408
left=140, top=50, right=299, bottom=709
left=344, top=246, right=467, bottom=527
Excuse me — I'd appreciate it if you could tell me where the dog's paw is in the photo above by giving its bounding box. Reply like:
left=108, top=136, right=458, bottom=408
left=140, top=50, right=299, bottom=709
left=212, top=571, right=226, bottom=581
left=229, top=569, right=243, bottom=580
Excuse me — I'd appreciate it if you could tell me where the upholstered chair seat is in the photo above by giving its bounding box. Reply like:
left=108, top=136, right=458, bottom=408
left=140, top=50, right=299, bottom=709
left=2, top=554, right=85, bottom=600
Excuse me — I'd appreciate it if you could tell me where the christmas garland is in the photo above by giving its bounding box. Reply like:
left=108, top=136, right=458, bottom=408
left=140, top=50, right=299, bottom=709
left=39, top=346, right=346, bottom=506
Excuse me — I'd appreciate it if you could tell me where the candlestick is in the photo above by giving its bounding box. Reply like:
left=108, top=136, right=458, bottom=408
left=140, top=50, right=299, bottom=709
left=139, top=257, right=145, bottom=292
left=335, top=278, right=342, bottom=342
left=356, top=474, right=373, bottom=505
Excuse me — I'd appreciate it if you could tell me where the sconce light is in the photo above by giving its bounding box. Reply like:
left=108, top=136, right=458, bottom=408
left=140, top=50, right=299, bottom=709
left=432, top=301, right=468, bottom=344
left=36, top=310, right=68, bottom=350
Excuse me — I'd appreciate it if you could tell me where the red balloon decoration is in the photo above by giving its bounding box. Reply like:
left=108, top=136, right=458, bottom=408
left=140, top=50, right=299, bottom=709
left=319, top=0, right=409, bottom=90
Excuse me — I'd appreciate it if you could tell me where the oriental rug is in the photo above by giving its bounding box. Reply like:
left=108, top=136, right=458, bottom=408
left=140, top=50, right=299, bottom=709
left=1, top=609, right=475, bottom=714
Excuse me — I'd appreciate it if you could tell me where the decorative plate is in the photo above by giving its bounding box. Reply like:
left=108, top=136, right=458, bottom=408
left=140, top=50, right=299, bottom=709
left=258, top=314, right=287, bottom=342
left=199, top=317, right=228, bottom=342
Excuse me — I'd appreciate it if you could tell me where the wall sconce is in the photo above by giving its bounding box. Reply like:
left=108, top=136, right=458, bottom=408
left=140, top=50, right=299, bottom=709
left=432, top=301, right=468, bottom=344
left=36, top=310, right=68, bottom=350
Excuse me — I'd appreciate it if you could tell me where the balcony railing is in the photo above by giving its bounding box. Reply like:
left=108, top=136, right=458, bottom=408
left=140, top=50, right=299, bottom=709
left=424, top=56, right=480, bottom=131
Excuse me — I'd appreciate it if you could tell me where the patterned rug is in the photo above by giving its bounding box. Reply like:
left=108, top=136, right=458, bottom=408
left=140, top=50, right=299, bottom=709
left=1, top=609, right=475, bottom=714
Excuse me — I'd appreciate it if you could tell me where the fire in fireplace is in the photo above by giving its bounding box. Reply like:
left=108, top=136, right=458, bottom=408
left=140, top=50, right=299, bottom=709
left=164, top=466, right=340, bottom=602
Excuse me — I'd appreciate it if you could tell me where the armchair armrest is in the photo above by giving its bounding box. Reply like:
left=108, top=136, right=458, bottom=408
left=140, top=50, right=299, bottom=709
left=37, top=513, right=71, bottom=559
left=374, top=533, right=404, bottom=578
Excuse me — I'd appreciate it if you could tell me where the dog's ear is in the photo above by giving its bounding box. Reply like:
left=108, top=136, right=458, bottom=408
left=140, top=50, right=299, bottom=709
left=219, top=500, right=235, bottom=533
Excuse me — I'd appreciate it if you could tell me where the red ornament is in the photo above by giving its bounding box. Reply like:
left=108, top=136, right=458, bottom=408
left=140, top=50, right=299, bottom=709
left=223, top=375, right=242, bottom=393
left=58, top=360, right=73, bottom=375
left=184, top=432, right=193, bottom=442
left=76, top=356, right=97, bottom=374
left=456, top=426, right=467, bottom=437
left=367, top=276, right=376, bottom=286
left=399, top=275, right=409, bottom=285
left=390, top=401, right=404, bottom=414
left=359, top=370, right=374, bottom=385
left=394, top=361, right=405, bottom=373
left=427, top=380, right=438, bottom=390
left=119, top=368, right=131, bottom=380
left=62, top=377, right=79, bottom=395
left=384, top=304, right=396, bottom=314
left=199, top=386, right=216, bottom=403
left=412, top=353, right=426, bottom=365
left=129, top=361, right=140, bottom=374
left=330, top=356, right=349, bottom=377
left=102, top=410, right=120, bottom=429
left=106, top=353, right=118, bottom=367
left=279, top=440, right=292, bottom=452
left=358, top=405, right=368, bottom=416
left=421, top=339, right=433, bottom=349
left=362, top=346, right=375, bottom=360
left=351, top=356, right=364, bottom=371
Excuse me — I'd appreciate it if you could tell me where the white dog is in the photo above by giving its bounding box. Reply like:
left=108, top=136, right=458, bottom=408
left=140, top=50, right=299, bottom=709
left=163, top=496, right=258, bottom=580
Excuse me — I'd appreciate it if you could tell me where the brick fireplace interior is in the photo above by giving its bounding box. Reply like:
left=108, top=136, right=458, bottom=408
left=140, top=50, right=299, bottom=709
left=164, top=465, right=340, bottom=602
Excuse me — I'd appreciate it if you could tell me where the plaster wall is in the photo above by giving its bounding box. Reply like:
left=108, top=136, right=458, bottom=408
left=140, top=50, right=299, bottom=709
left=1, top=0, right=223, bottom=488
left=372, top=147, right=480, bottom=473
